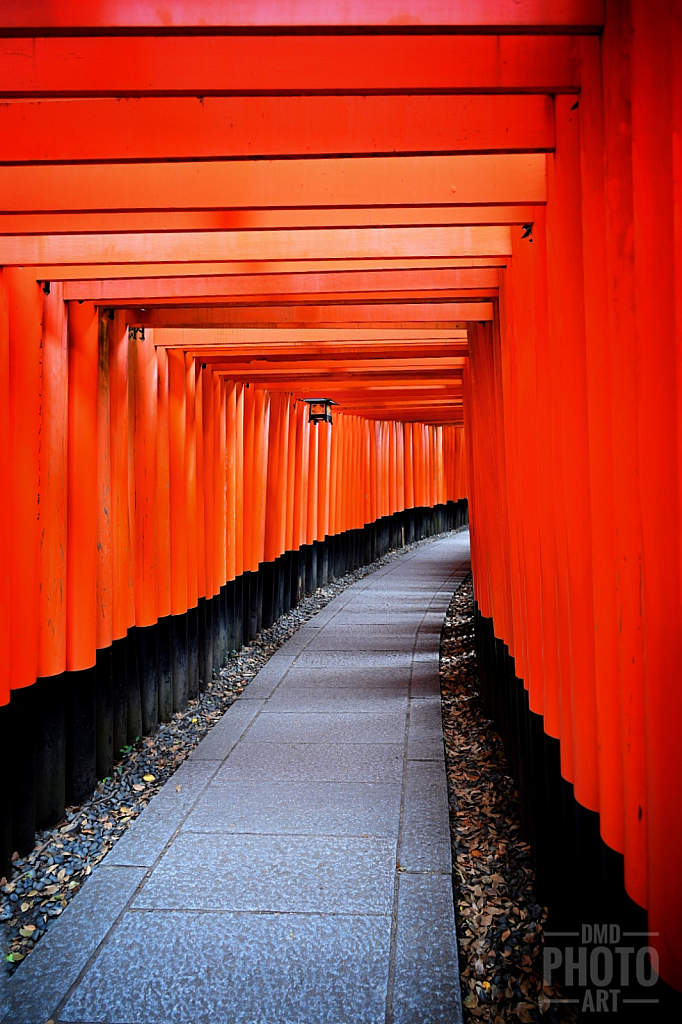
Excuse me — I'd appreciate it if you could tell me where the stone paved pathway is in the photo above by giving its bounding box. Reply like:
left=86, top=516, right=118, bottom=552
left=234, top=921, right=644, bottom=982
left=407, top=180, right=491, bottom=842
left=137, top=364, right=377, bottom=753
left=4, top=531, right=470, bottom=1024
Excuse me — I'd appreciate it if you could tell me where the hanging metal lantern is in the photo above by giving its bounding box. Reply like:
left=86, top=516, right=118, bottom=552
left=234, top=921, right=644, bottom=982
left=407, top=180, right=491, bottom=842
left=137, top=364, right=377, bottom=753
left=303, top=398, right=338, bottom=425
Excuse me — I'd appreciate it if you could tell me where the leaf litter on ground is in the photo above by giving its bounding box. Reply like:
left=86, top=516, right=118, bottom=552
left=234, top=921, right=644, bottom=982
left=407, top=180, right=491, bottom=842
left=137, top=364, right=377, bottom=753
left=440, top=576, right=577, bottom=1024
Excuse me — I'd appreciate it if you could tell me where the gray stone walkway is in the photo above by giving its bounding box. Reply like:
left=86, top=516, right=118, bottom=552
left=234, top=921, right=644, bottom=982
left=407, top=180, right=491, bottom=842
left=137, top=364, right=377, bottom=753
left=4, top=531, right=470, bottom=1024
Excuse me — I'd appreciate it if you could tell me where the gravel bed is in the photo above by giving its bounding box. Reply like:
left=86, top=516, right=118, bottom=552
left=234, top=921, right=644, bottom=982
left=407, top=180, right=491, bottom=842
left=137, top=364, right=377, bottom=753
left=441, top=577, right=576, bottom=1023
left=1, top=529, right=457, bottom=979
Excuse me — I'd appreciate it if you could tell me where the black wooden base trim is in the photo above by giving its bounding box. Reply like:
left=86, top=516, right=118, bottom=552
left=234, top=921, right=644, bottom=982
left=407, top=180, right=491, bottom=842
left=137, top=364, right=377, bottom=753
left=0, top=501, right=469, bottom=879
left=474, top=602, right=682, bottom=1019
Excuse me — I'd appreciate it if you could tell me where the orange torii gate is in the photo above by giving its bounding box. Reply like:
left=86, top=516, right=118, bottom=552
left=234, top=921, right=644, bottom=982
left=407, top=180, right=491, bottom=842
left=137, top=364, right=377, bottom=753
left=1, top=0, right=682, bottom=1013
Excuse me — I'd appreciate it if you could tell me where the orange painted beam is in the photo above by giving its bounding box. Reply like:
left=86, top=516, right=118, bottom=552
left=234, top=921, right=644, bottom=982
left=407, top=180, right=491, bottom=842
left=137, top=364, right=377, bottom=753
left=0, top=34, right=581, bottom=96
left=157, top=328, right=469, bottom=347
left=206, top=353, right=467, bottom=367
left=8, top=238, right=509, bottom=274
left=99, top=290, right=497, bottom=310
left=215, top=375, right=464, bottom=390
left=62, top=268, right=499, bottom=303
left=0, top=2, right=605, bottom=31
left=0, top=207, right=533, bottom=236
left=35, top=258, right=509, bottom=281
left=2, top=226, right=513, bottom=267
left=131, top=302, right=494, bottom=327
left=193, top=343, right=469, bottom=361
left=0, top=95, right=554, bottom=163
left=0, top=154, right=546, bottom=213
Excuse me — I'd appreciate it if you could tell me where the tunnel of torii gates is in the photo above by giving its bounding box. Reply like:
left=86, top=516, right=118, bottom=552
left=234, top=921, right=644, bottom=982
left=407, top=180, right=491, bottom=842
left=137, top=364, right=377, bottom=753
left=0, top=0, right=682, bottom=1006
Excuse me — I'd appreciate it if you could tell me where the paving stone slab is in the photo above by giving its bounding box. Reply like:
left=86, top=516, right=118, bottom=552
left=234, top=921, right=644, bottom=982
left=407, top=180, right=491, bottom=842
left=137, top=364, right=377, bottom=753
left=245, top=708, right=407, bottom=745
left=238, top=656, right=296, bottom=699
left=407, top=697, right=446, bottom=760
left=398, top=760, right=452, bottom=874
left=105, top=760, right=220, bottom=867
left=393, top=873, right=463, bottom=1024
left=262, top=686, right=408, bottom=714
left=330, top=616, right=426, bottom=630
left=3, top=866, right=146, bottom=1024
left=59, top=911, right=393, bottom=1024
left=182, top=780, right=403, bottom=837
left=293, top=650, right=413, bottom=669
left=304, top=632, right=417, bottom=653
left=410, top=659, right=442, bottom=699
left=133, top=833, right=397, bottom=914
left=215, top=741, right=405, bottom=784
left=187, top=698, right=265, bottom=761
left=281, top=664, right=412, bottom=689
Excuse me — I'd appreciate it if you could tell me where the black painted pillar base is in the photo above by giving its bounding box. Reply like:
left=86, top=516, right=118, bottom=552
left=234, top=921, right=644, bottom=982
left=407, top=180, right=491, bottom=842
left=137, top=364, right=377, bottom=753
left=261, top=560, right=276, bottom=629
left=294, top=550, right=305, bottom=607
left=171, top=614, right=188, bottom=712
left=300, top=544, right=310, bottom=595
left=197, top=597, right=208, bottom=691
left=126, top=626, right=143, bottom=745
left=218, top=585, right=228, bottom=667
left=233, top=575, right=244, bottom=652
left=318, top=539, right=329, bottom=587
left=35, top=674, right=66, bottom=830
left=474, top=602, right=682, bottom=1020
left=205, top=598, right=215, bottom=682
left=95, top=646, right=114, bottom=779
left=65, top=665, right=97, bottom=806
left=242, top=571, right=252, bottom=644
left=157, top=615, right=173, bottom=723
left=247, top=569, right=258, bottom=641
left=282, top=552, right=292, bottom=613
left=255, top=566, right=264, bottom=634
left=111, top=635, right=128, bottom=756
left=10, top=685, right=37, bottom=857
left=187, top=606, right=199, bottom=700
left=225, top=580, right=236, bottom=656
left=137, top=622, right=159, bottom=734
left=310, top=541, right=319, bottom=591
left=275, top=556, right=285, bottom=619
left=0, top=701, right=13, bottom=876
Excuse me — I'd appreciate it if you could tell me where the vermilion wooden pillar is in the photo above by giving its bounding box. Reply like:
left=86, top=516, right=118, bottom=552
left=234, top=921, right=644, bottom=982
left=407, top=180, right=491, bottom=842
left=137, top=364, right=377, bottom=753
left=156, top=345, right=173, bottom=723
left=38, top=283, right=68, bottom=682
left=631, top=0, right=682, bottom=989
left=199, top=364, right=215, bottom=669
left=546, top=101, right=600, bottom=808
left=94, top=309, right=113, bottom=777
left=65, top=300, right=99, bottom=803
left=524, top=207, right=561, bottom=743
left=167, top=347, right=188, bottom=710
left=234, top=382, right=245, bottom=580
left=184, top=352, right=199, bottom=698
left=194, top=363, right=209, bottom=679
left=130, top=328, right=159, bottom=728
left=579, top=33, right=626, bottom=865
left=8, top=270, right=42, bottom=694
left=214, top=373, right=227, bottom=652
left=506, top=231, right=544, bottom=716
left=0, top=273, right=8, bottom=713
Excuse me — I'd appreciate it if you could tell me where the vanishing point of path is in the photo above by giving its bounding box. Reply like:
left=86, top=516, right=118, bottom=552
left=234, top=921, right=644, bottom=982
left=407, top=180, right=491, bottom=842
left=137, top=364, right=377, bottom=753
left=4, top=532, right=470, bottom=1024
